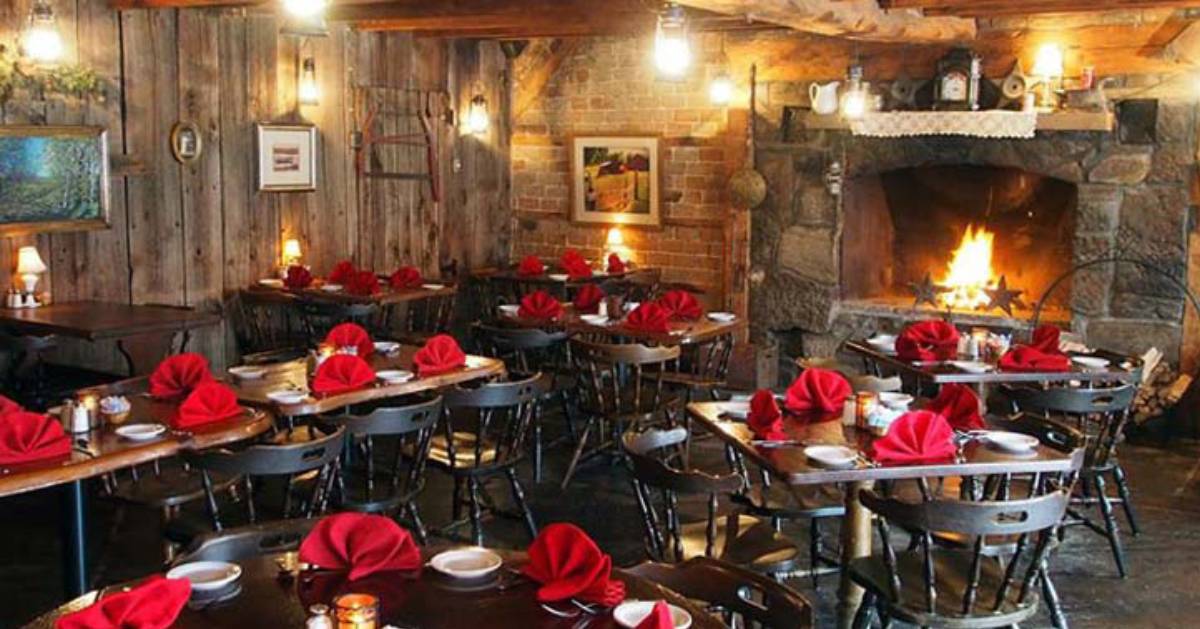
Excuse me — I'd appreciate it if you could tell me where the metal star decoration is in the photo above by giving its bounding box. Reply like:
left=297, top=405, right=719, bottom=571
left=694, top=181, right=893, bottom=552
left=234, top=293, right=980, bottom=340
left=909, top=273, right=947, bottom=308
left=984, top=275, right=1027, bottom=316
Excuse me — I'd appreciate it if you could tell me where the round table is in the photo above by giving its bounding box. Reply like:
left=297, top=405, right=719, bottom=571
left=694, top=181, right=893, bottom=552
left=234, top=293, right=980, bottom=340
left=24, top=549, right=723, bottom=628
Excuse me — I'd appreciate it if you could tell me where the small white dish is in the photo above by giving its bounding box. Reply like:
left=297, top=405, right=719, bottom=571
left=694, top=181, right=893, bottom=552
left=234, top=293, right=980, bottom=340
left=258, top=278, right=283, bottom=288
left=722, top=404, right=750, bottom=420
left=373, top=341, right=401, bottom=354
left=376, top=369, right=415, bottom=385
left=498, top=304, right=520, bottom=317
left=421, top=283, right=445, bottom=291
left=547, top=273, right=570, bottom=282
left=114, top=424, right=167, bottom=442
left=866, top=334, right=897, bottom=353
left=228, top=366, right=266, bottom=380
left=804, top=445, right=858, bottom=468
left=623, top=302, right=640, bottom=312
left=613, top=601, right=692, bottom=629
left=428, top=547, right=503, bottom=580
left=877, top=392, right=914, bottom=410
left=984, top=431, right=1040, bottom=453
left=951, top=361, right=993, bottom=374
left=266, top=390, right=307, bottom=405
left=1071, top=356, right=1110, bottom=369
left=707, top=312, right=736, bottom=323
left=320, top=284, right=343, bottom=292
left=167, top=561, right=242, bottom=593
left=580, top=314, right=609, bottom=326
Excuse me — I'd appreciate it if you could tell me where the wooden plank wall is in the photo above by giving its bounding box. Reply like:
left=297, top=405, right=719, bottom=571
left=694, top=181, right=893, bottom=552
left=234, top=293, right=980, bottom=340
left=0, top=0, right=512, bottom=373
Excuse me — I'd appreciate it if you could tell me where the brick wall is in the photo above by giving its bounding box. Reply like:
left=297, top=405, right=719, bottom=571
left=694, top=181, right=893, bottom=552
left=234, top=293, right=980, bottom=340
left=510, top=34, right=744, bottom=307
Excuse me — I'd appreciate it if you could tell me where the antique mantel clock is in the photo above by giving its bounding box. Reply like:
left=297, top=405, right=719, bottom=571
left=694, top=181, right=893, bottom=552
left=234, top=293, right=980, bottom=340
left=934, top=48, right=982, bottom=111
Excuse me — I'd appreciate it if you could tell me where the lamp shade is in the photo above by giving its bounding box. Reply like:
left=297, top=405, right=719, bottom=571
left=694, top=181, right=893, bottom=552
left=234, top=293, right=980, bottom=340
left=16, top=247, right=46, bottom=274
left=1032, top=43, right=1064, bottom=78
left=282, top=239, right=303, bottom=261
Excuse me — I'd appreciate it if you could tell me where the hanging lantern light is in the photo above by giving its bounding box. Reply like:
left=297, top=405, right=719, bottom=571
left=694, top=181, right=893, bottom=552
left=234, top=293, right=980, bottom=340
left=298, top=57, right=319, bottom=106
left=841, top=59, right=867, bottom=119
left=282, top=0, right=327, bottom=19
left=23, top=1, right=63, bottom=65
left=466, top=95, right=490, bottom=134
left=709, top=72, right=734, bottom=105
left=654, top=3, right=690, bottom=78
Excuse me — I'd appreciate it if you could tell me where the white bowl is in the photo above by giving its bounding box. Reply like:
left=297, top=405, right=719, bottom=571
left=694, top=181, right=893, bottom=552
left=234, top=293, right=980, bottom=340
left=228, top=366, right=266, bottom=380
left=804, top=445, right=858, bottom=468
left=114, top=424, right=167, bottom=442
left=866, top=334, right=897, bottom=353
left=877, top=392, right=914, bottom=410
left=320, top=284, right=343, bottom=292
left=498, top=304, right=520, bottom=317
left=707, top=312, right=736, bottom=323
left=266, top=390, right=307, bottom=405
left=376, top=369, right=415, bottom=385
left=1071, top=355, right=1110, bottom=370
left=422, top=283, right=445, bottom=291
left=167, top=561, right=242, bottom=592
left=373, top=341, right=401, bottom=354
left=984, top=431, right=1040, bottom=453
left=258, top=278, right=283, bottom=288
left=579, top=314, right=609, bottom=326
left=613, top=601, right=692, bottom=629
left=548, top=273, right=570, bottom=282
left=428, top=547, right=503, bottom=580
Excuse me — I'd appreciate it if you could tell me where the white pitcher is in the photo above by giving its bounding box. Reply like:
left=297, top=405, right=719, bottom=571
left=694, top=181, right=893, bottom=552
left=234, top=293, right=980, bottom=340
left=809, top=81, right=841, bottom=115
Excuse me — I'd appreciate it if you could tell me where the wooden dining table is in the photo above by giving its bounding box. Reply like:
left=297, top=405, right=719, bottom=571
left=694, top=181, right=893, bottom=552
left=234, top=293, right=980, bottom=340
left=0, top=301, right=221, bottom=376
left=245, top=279, right=457, bottom=307
left=24, top=547, right=724, bottom=629
left=0, top=391, right=272, bottom=599
left=686, top=400, right=1085, bottom=629
left=228, top=345, right=507, bottom=416
left=478, top=265, right=659, bottom=288
left=500, top=309, right=743, bottom=346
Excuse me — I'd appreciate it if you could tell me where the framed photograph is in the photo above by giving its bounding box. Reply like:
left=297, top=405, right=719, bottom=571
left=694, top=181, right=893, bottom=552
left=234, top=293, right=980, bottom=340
left=256, top=123, right=317, bottom=192
left=570, top=135, right=660, bottom=226
left=170, top=121, right=203, bottom=164
left=0, top=125, right=110, bottom=236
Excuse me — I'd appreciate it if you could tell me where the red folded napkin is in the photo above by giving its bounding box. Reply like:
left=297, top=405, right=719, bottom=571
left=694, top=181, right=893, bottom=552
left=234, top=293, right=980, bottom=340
left=573, top=284, right=606, bottom=314
left=871, top=410, right=957, bottom=465
left=924, top=384, right=985, bottom=431
left=519, top=290, right=564, bottom=321
left=312, top=354, right=376, bottom=395
left=0, top=411, right=70, bottom=466
left=561, top=250, right=593, bottom=279
left=284, top=265, right=313, bottom=290
left=747, top=390, right=787, bottom=441
left=657, top=290, right=703, bottom=321
left=784, top=368, right=851, bottom=419
left=148, top=353, right=214, bottom=399
left=522, top=523, right=626, bottom=607
left=389, top=266, right=423, bottom=290
left=346, top=270, right=380, bottom=296
left=55, top=575, right=191, bottom=629
left=998, top=345, right=1070, bottom=373
left=637, top=601, right=675, bottom=629
left=895, top=320, right=960, bottom=362
left=325, top=322, right=374, bottom=358
left=624, top=302, right=671, bottom=334
left=0, top=395, right=22, bottom=415
left=607, top=253, right=626, bottom=275
left=412, top=334, right=467, bottom=376
left=173, top=382, right=242, bottom=430
left=299, top=512, right=422, bottom=581
left=518, top=255, right=546, bottom=276
left=1030, top=324, right=1063, bottom=355
left=561, top=249, right=586, bottom=267
left=328, top=260, right=357, bottom=284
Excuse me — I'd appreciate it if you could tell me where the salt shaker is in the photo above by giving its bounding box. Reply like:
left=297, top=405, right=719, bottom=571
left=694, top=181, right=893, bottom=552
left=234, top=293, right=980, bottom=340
left=70, top=401, right=91, bottom=434
left=597, top=299, right=608, bottom=319
left=306, top=604, right=334, bottom=629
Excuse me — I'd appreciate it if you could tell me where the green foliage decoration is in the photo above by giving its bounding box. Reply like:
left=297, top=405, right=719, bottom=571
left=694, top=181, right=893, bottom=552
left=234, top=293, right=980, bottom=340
left=0, top=42, right=107, bottom=106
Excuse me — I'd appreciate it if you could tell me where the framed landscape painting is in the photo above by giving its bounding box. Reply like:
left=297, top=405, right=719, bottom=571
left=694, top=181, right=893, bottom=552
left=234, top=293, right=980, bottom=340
left=0, top=126, right=110, bottom=236
left=570, top=135, right=660, bottom=226
left=256, top=123, right=317, bottom=192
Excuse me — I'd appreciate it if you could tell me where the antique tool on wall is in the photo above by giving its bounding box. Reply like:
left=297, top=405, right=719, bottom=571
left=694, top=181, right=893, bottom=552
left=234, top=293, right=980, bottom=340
left=353, top=89, right=447, bottom=202
left=728, top=64, right=767, bottom=210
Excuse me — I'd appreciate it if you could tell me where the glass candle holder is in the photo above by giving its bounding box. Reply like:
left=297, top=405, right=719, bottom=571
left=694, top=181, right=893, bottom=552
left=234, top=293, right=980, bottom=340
left=854, top=392, right=877, bottom=430
left=334, top=594, right=378, bottom=629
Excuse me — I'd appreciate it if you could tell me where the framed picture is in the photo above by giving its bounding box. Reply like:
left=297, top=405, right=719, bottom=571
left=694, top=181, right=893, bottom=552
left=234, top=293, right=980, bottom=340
left=570, top=135, right=660, bottom=226
left=256, top=123, right=317, bottom=192
left=170, top=121, right=203, bottom=164
left=0, top=125, right=110, bottom=236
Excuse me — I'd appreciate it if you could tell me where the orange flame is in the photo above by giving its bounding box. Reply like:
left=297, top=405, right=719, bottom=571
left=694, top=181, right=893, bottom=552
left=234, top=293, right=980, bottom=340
left=938, top=224, right=996, bottom=310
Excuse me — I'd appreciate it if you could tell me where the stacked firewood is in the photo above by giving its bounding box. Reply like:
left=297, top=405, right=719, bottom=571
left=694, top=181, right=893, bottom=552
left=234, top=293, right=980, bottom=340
left=1132, top=361, right=1190, bottom=424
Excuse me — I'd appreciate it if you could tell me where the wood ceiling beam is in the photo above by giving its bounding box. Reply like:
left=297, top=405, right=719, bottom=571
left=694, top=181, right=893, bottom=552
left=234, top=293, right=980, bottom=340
left=672, top=0, right=975, bottom=43
left=511, top=39, right=581, bottom=119
left=881, top=0, right=1200, bottom=17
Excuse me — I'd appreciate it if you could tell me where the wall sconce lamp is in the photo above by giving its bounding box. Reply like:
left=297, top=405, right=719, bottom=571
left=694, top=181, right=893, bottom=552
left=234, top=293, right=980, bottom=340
left=298, top=57, right=319, bottom=106
left=654, top=3, right=690, bottom=78
left=23, top=1, right=64, bottom=65
left=466, top=95, right=490, bottom=134
left=282, top=0, right=327, bottom=19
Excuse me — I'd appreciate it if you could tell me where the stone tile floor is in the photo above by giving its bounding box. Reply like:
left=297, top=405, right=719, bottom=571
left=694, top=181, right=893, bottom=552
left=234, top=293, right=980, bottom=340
left=3, top=422, right=1199, bottom=628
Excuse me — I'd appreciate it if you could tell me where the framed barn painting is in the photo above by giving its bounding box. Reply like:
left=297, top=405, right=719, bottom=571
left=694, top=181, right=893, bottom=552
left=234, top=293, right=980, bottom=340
left=570, top=135, right=660, bottom=226
left=256, top=123, right=317, bottom=192
left=0, top=126, right=110, bottom=236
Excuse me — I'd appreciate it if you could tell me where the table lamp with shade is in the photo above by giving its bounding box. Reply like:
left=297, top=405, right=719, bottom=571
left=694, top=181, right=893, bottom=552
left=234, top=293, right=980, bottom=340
left=16, top=246, right=47, bottom=307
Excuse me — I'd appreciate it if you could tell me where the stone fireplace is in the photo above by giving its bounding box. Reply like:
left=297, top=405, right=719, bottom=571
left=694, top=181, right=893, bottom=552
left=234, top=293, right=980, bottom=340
left=751, top=102, right=1195, bottom=371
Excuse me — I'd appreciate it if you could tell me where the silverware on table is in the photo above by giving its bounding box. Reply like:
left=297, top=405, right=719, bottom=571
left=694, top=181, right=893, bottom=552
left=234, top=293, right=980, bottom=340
left=749, top=439, right=807, bottom=448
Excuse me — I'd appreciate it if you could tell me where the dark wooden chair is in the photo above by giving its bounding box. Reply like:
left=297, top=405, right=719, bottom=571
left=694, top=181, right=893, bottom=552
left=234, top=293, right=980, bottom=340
left=171, top=518, right=320, bottom=566
left=0, top=331, right=58, bottom=407
left=472, top=323, right=577, bottom=483
left=623, top=427, right=804, bottom=578
left=433, top=372, right=550, bottom=545
left=849, top=489, right=1071, bottom=629
left=627, top=556, right=815, bottom=628
left=563, top=339, right=682, bottom=489
left=386, top=289, right=457, bottom=346
left=296, top=301, right=382, bottom=345
left=661, top=332, right=735, bottom=404
left=327, top=395, right=441, bottom=543
left=1006, top=383, right=1138, bottom=578
left=231, top=289, right=307, bottom=356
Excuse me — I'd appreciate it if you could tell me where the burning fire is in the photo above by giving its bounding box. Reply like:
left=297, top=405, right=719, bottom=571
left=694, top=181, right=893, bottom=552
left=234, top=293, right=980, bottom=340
left=938, top=224, right=997, bottom=310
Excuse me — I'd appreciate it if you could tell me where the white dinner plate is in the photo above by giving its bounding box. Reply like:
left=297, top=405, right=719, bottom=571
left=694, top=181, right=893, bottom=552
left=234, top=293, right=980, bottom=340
left=547, top=273, right=570, bottom=282
left=877, top=392, right=914, bottom=410
left=428, top=547, right=503, bottom=580
left=498, top=304, right=520, bottom=317
left=114, top=424, right=167, bottom=442
left=613, top=601, right=692, bottom=629
left=257, top=278, right=283, bottom=288
left=422, top=283, right=445, bottom=291
left=266, top=390, right=307, bottom=405
left=984, top=431, right=1040, bottom=453
left=866, top=334, right=897, bottom=353
left=579, top=314, right=609, bottom=326
left=1071, top=355, right=1110, bottom=369
left=722, top=404, right=750, bottom=420
left=376, top=369, right=415, bottom=385
left=707, top=312, right=736, bottom=323
left=951, top=361, right=994, bottom=374
left=228, top=366, right=266, bottom=380
left=167, top=561, right=242, bottom=592
left=804, top=445, right=858, bottom=468
left=320, top=284, right=343, bottom=292
left=373, top=341, right=401, bottom=354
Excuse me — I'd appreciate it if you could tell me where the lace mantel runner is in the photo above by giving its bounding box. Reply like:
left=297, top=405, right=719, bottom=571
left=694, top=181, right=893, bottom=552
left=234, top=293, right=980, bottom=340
left=848, top=110, right=1038, bottom=139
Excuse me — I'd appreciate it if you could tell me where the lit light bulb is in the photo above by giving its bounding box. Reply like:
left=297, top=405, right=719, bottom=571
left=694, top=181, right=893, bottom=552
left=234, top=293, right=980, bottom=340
left=709, top=74, right=734, bottom=105
left=298, top=58, right=319, bottom=106
left=606, top=227, right=624, bottom=247
left=654, top=3, right=690, bottom=78
left=1032, top=43, right=1064, bottom=78
left=282, top=0, right=327, bottom=19
left=841, top=89, right=867, bottom=119
left=466, top=95, right=490, bottom=134
left=23, top=2, right=63, bottom=64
